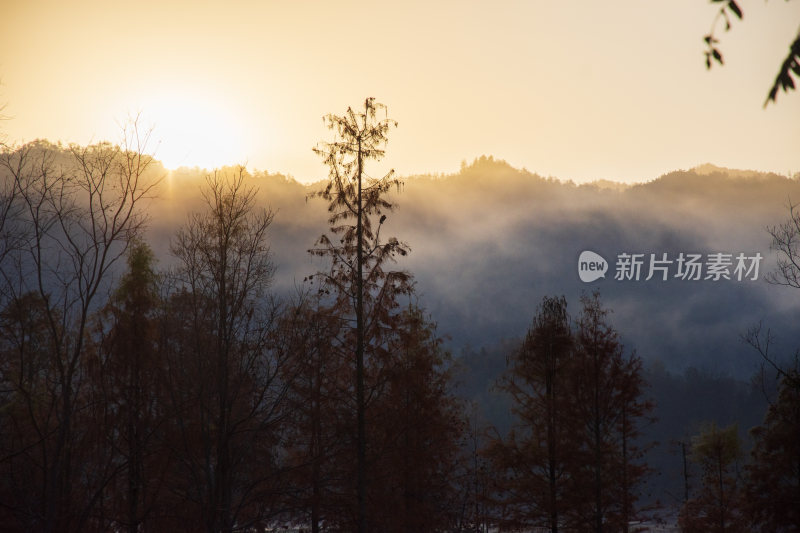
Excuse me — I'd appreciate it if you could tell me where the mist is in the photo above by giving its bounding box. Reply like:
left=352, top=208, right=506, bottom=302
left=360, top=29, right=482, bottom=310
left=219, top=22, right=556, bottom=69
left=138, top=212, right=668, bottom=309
left=139, top=155, right=800, bottom=380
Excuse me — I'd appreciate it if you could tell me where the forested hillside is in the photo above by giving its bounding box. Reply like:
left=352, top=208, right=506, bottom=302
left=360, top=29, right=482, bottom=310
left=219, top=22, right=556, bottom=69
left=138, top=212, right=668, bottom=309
left=2, top=133, right=798, bottom=530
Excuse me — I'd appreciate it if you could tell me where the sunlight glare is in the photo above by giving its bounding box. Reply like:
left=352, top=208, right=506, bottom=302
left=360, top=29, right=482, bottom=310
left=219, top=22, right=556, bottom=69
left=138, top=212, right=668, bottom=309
left=140, top=93, right=246, bottom=171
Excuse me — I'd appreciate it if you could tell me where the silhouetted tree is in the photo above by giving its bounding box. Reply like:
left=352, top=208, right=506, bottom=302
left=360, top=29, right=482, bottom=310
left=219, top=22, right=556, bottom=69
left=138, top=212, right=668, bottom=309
left=165, top=168, right=286, bottom=532
left=735, top=199, right=800, bottom=530
left=680, top=423, right=746, bottom=533
left=700, top=0, right=799, bottom=106
left=0, top=292, right=58, bottom=527
left=0, top=124, right=157, bottom=532
left=0, top=139, right=22, bottom=270
left=309, top=97, right=411, bottom=532
left=743, top=367, right=800, bottom=531
left=367, top=306, right=465, bottom=533
left=753, top=202, right=800, bottom=391
left=487, top=294, right=654, bottom=533
left=454, top=403, right=494, bottom=533
left=279, top=292, right=351, bottom=532
left=486, top=295, right=575, bottom=533
left=571, top=291, right=654, bottom=532
left=616, top=354, right=655, bottom=532
left=84, top=240, right=167, bottom=531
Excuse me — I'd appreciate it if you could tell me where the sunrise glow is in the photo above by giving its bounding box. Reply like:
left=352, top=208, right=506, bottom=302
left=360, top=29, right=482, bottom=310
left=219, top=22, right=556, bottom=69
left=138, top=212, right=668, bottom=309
left=1, top=0, right=797, bottom=182
left=3, top=3, right=800, bottom=531
left=137, top=92, right=246, bottom=171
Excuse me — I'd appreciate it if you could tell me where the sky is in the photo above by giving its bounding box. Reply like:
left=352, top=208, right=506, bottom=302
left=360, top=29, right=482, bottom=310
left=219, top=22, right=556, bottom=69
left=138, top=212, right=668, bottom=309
left=1, top=0, right=799, bottom=183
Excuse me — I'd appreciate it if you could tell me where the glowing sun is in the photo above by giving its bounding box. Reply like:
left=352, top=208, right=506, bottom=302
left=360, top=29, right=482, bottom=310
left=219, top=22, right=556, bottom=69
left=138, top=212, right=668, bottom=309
left=139, top=92, right=247, bottom=171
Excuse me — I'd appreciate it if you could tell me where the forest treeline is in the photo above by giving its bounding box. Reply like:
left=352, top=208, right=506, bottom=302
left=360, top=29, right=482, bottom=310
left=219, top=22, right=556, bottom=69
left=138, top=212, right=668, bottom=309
left=1, top=103, right=799, bottom=532
left=155, top=154, right=800, bottom=379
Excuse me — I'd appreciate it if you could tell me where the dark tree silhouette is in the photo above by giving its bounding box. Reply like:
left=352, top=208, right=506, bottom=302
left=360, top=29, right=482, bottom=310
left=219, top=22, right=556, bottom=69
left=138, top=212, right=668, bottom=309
left=737, top=200, right=800, bottom=530
left=281, top=297, right=465, bottom=533
left=743, top=366, right=800, bottom=531
left=701, top=0, right=799, bottom=106
left=278, top=292, right=351, bottom=533
left=680, top=423, right=746, bottom=533
left=486, top=296, right=575, bottom=533
left=766, top=201, right=800, bottom=292
left=570, top=291, right=654, bottom=533
left=721, top=199, right=800, bottom=529
left=487, top=293, right=654, bottom=533
left=165, top=168, right=286, bottom=532
left=0, top=125, right=157, bottom=532
left=309, top=97, right=411, bottom=533
left=366, top=306, right=465, bottom=533
left=454, top=403, right=494, bottom=533
left=747, top=202, right=800, bottom=392
left=85, top=240, right=167, bottom=531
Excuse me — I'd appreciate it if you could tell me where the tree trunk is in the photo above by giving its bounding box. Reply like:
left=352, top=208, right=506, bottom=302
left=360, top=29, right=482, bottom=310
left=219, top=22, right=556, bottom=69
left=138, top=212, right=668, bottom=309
left=355, top=134, right=366, bottom=533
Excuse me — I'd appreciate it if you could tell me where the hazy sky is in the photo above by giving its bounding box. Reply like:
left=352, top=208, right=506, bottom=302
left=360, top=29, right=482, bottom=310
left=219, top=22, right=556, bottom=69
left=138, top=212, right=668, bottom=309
left=1, top=0, right=799, bottom=183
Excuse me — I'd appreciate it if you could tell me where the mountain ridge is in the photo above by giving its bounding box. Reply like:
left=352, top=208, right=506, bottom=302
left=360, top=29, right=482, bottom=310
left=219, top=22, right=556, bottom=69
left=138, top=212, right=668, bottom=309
left=3, top=141, right=798, bottom=379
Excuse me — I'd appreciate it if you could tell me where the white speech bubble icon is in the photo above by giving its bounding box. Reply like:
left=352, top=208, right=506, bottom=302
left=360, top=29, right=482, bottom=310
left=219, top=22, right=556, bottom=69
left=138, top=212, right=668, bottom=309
left=578, top=250, right=608, bottom=282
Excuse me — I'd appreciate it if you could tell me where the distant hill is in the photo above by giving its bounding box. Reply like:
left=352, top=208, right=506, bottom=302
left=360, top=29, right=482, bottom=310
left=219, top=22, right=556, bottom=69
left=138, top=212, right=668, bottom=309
left=5, top=143, right=796, bottom=517
left=5, top=144, right=798, bottom=378
left=156, top=155, right=800, bottom=377
left=692, top=162, right=787, bottom=180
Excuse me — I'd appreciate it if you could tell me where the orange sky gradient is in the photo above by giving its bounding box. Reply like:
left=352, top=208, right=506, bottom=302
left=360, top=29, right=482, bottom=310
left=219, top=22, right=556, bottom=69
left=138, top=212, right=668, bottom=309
left=1, top=0, right=799, bottom=183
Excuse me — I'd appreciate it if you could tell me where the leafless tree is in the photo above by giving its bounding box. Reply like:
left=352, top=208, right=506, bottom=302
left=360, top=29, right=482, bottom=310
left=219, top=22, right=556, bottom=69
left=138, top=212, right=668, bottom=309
left=766, top=201, right=800, bottom=290
left=745, top=202, right=800, bottom=391
left=164, top=167, right=290, bottom=532
left=0, top=120, right=158, bottom=532
left=743, top=323, right=800, bottom=396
